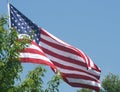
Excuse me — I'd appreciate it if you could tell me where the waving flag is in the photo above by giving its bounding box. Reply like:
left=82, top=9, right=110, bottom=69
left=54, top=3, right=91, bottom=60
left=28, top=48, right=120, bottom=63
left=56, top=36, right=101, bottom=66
left=9, top=3, right=101, bottom=91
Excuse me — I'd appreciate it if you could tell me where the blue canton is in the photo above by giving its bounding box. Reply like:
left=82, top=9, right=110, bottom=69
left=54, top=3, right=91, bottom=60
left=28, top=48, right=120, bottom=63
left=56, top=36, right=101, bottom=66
left=10, top=4, right=40, bottom=44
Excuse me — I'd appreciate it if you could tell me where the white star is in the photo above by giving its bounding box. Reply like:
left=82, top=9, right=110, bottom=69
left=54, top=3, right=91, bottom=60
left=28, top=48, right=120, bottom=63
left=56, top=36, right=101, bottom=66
left=19, top=18, right=22, bottom=21
left=18, top=23, right=20, bottom=25
left=21, top=23, right=24, bottom=25
left=15, top=20, right=17, bottom=23
left=21, top=26, right=24, bottom=29
left=18, top=29, right=21, bottom=32
left=27, top=26, right=30, bottom=29
left=17, top=14, right=20, bottom=17
left=12, top=23, right=14, bottom=26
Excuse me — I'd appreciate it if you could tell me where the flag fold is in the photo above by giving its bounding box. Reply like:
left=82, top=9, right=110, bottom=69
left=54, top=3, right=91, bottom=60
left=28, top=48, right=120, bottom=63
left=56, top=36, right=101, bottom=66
left=9, top=3, right=101, bottom=91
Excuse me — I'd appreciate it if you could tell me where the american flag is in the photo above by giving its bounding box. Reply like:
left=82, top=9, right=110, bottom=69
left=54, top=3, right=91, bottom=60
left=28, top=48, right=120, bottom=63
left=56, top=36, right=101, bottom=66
left=9, top=3, right=101, bottom=91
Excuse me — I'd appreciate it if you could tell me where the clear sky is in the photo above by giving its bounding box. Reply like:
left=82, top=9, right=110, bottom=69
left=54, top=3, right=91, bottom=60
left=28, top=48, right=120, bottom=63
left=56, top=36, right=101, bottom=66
left=0, top=0, right=120, bottom=92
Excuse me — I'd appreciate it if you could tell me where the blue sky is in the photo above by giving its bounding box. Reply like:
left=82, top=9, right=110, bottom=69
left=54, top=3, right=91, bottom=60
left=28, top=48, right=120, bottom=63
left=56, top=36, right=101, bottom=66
left=0, top=0, right=120, bottom=92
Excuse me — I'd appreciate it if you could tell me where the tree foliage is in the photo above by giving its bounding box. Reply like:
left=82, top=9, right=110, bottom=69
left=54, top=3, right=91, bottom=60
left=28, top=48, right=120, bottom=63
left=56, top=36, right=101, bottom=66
left=45, top=73, right=61, bottom=92
left=16, top=66, right=46, bottom=92
left=16, top=66, right=60, bottom=92
left=0, top=16, right=29, bottom=91
left=77, top=88, right=92, bottom=92
left=102, top=73, right=120, bottom=92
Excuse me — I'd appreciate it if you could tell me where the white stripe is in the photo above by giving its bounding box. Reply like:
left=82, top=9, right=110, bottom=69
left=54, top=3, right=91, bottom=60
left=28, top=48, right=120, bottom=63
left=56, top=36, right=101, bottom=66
left=57, top=67, right=99, bottom=81
left=20, top=53, right=51, bottom=63
left=40, top=42, right=85, bottom=63
left=67, top=77, right=101, bottom=87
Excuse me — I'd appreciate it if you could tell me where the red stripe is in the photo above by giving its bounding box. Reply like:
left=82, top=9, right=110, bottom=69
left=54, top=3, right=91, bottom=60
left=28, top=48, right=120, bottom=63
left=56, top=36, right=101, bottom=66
left=21, top=58, right=49, bottom=65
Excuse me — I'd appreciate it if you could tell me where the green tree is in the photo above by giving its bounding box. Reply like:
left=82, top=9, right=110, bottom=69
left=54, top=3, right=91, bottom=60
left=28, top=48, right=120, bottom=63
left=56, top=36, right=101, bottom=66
left=16, top=66, right=46, bottom=92
left=0, top=16, right=60, bottom=92
left=16, top=66, right=60, bottom=92
left=0, top=16, right=30, bottom=91
left=77, top=88, right=92, bottom=92
left=102, top=73, right=120, bottom=92
left=45, top=73, right=61, bottom=92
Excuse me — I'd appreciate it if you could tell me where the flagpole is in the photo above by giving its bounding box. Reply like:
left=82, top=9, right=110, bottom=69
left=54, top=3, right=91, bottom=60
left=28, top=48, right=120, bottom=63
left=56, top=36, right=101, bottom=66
left=7, top=0, right=11, bottom=28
